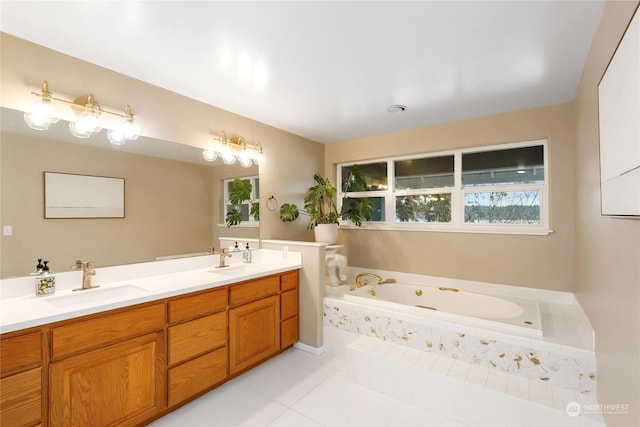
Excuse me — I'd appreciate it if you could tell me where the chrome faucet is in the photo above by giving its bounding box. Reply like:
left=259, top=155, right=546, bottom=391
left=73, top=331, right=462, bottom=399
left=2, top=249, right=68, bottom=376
left=355, top=272, right=396, bottom=288
left=216, top=248, right=232, bottom=268
left=73, top=260, right=99, bottom=291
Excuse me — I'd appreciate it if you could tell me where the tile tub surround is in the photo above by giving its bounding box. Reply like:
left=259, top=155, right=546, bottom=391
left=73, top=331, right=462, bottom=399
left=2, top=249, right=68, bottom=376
left=324, top=271, right=596, bottom=395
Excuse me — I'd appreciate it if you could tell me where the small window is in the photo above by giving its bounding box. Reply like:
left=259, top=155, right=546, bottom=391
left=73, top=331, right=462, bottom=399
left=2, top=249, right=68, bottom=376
left=341, top=162, right=387, bottom=192
left=223, top=176, right=259, bottom=225
left=464, top=190, right=541, bottom=224
left=396, top=193, right=452, bottom=223
left=462, top=145, right=544, bottom=187
left=395, top=156, right=454, bottom=190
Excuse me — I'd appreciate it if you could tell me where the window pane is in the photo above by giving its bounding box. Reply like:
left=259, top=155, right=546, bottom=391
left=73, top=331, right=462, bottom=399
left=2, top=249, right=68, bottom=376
left=464, top=191, right=540, bottom=224
left=341, top=163, right=387, bottom=192
left=462, top=145, right=544, bottom=187
left=395, top=194, right=451, bottom=223
left=342, top=197, right=385, bottom=221
left=226, top=204, right=249, bottom=221
left=395, top=156, right=454, bottom=190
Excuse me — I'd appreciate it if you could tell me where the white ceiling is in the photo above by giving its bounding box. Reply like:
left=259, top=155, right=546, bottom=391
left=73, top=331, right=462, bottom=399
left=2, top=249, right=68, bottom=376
left=0, top=1, right=604, bottom=144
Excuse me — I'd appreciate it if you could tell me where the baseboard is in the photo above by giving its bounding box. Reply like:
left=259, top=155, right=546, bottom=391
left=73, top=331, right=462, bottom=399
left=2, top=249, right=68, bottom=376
left=293, top=341, right=324, bottom=355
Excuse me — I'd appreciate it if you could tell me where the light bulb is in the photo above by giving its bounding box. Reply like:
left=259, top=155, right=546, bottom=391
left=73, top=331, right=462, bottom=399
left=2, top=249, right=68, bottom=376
left=239, top=150, right=252, bottom=167
left=223, top=152, right=237, bottom=165
left=107, top=117, right=139, bottom=145
left=24, top=98, right=59, bottom=131
left=203, top=148, right=217, bottom=162
left=70, top=108, right=101, bottom=138
left=69, top=121, right=93, bottom=138
left=122, top=121, right=139, bottom=140
left=220, top=142, right=236, bottom=165
left=107, top=128, right=126, bottom=145
left=120, top=107, right=139, bottom=140
left=253, top=151, right=264, bottom=166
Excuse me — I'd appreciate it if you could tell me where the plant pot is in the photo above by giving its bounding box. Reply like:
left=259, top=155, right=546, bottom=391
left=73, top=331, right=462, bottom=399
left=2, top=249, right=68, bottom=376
left=314, top=223, right=338, bottom=245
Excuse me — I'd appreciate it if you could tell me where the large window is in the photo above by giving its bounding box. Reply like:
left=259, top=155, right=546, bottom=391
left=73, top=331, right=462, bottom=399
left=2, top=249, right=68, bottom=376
left=337, top=140, right=549, bottom=234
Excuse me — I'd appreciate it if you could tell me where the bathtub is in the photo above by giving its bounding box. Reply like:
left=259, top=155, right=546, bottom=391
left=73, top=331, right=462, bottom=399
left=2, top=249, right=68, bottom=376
left=343, top=283, right=543, bottom=336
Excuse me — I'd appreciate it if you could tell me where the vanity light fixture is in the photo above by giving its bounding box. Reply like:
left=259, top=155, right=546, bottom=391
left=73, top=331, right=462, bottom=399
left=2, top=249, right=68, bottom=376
left=202, top=131, right=264, bottom=167
left=24, top=81, right=139, bottom=145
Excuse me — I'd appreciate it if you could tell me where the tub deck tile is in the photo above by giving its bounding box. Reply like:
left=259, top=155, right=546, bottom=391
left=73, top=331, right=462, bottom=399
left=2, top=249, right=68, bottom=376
left=347, top=335, right=605, bottom=427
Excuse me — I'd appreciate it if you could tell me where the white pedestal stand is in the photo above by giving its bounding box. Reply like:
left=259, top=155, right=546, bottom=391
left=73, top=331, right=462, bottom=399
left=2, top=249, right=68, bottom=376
left=325, top=244, right=348, bottom=286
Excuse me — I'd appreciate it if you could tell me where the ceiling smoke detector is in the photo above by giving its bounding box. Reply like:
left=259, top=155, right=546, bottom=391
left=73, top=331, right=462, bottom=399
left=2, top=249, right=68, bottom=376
left=387, top=104, right=407, bottom=113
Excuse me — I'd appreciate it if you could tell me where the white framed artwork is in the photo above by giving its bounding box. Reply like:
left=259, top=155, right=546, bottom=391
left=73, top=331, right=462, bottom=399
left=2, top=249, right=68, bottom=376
left=44, top=172, right=125, bottom=218
left=598, top=5, right=640, bottom=216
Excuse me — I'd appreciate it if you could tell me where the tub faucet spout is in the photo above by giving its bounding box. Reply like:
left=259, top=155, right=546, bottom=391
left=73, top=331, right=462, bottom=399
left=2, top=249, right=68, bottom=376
left=355, top=273, right=396, bottom=288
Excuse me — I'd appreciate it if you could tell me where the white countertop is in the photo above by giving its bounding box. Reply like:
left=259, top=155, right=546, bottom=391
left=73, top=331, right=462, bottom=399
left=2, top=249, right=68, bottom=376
left=0, top=249, right=302, bottom=334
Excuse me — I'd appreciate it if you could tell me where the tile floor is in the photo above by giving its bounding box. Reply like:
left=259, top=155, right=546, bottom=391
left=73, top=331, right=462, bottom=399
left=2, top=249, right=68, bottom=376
left=149, top=347, right=462, bottom=427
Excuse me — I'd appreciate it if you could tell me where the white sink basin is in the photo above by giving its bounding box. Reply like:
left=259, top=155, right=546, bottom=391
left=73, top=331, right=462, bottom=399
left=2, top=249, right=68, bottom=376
left=43, top=284, right=148, bottom=308
left=209, top=264, right=265, bottom=276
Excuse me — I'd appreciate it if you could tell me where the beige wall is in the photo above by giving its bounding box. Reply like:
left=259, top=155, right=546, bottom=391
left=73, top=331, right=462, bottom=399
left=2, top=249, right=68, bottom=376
left=1, top=132, right=214, bottom=277
left=573, top=1, right=640, bottom=425
left=0, top=33, right=324, bottom=246
left=326, top=103, right=576, bottom=291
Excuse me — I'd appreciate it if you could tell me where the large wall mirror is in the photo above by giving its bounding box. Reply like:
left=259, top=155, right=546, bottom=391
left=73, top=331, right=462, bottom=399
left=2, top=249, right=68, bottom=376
left=0, top=107, right=258, bottom=278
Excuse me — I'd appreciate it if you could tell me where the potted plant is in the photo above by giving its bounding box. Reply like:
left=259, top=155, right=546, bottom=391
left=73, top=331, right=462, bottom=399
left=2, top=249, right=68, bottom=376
left=225, top=178, right=259, bottom=226
left=279, top=164, right=373, bottom=243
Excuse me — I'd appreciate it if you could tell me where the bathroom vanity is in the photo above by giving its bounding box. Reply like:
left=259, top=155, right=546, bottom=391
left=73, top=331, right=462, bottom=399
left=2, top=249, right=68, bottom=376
left=0, top=250, right=301, bottom=427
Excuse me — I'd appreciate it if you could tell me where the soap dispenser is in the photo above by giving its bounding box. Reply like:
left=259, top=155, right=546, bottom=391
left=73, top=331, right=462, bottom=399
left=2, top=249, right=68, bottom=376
left=243, top=243, right=252, bottom=263
left=31, top=258, right=44, bottom=276
left=35, top=260, right=55, bottom=296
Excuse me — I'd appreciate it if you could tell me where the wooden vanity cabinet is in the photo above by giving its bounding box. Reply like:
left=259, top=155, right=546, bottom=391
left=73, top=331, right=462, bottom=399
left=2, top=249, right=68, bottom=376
left=48, top=303, right=166, bottom=427
left=167, top=287, right=228, bottom=407
left=0, top=330, right=43, bottom=427
left=0, top=268, right=299, bottom=427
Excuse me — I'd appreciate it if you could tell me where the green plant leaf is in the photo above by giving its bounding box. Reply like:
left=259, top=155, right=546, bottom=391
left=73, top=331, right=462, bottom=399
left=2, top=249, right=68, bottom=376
left=250, top=202, right=260, bottom=220
left=228, top=179, right=252, bottom=205
left=225, top=208, right=244, bottom=227
left=279, top=203, right=300, bottom=222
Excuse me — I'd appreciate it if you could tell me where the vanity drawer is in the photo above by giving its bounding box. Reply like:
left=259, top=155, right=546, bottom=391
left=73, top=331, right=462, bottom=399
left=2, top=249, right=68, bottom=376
left=168, top=312, right=227, bottom=365
left=51, top=303, right=165, bottom=358
left=168, top=287, right=227, bottom=324
left=0, top=331, right=42, bottom=375
left=229, top=276, right=280, bottom=307
left=280, top=270, right=298, bottom=291
left=168, top=346, right=227, bottom=407
left=280, top=289, right=298, bottom=321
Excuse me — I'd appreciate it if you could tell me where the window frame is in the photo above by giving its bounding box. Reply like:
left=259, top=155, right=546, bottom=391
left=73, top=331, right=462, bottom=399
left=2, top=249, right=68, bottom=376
left=337, top=139, right=550, bottom=235
left=222, top=175, right=260, bottom=228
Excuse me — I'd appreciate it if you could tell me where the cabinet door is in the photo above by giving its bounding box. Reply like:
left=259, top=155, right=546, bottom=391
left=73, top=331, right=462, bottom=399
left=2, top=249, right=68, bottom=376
left=229, top=295, right=279, bottom=374
left=281, top=317, right=299, bottom=349
left=50, top=332, right=165, bottom=427
left=0, top=367, right=42, bottom=427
